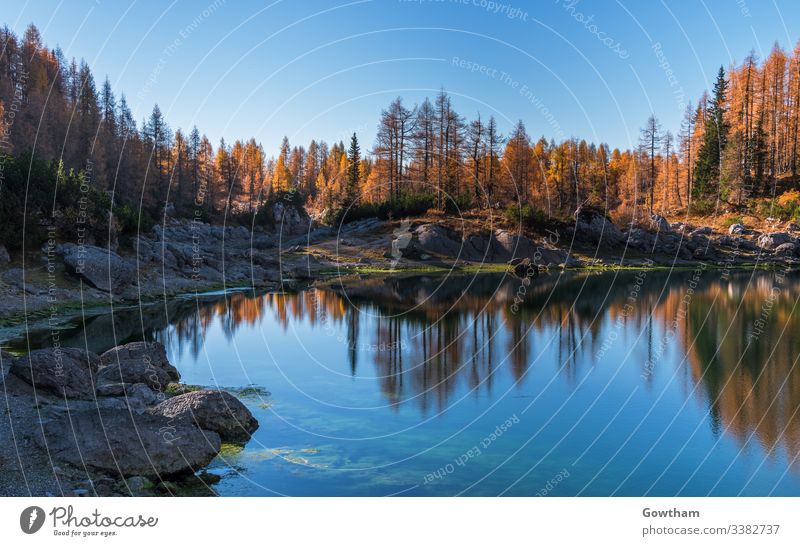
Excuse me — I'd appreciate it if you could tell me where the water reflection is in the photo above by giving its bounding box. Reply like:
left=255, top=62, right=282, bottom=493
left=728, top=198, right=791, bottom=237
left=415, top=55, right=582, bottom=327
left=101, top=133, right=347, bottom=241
left=8, top=268, right=800, bottom=478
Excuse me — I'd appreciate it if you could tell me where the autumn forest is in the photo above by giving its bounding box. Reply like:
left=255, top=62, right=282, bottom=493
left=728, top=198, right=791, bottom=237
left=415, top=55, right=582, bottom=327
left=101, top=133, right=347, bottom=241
left=3, top=24, right=800, bottom=249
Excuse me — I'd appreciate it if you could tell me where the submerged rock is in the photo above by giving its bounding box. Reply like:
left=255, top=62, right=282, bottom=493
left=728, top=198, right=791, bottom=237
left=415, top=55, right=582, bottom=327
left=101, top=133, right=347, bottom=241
left=151, top=390, right=259, bottom=444
left=10, top=347, right=100, bottom=399
left=37, top=408, right=221, bottom=478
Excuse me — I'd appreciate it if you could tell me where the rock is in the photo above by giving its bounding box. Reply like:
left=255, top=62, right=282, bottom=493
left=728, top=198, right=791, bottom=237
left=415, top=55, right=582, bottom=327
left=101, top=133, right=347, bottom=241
left=670, top=222, right=689, bottom=232
left=490, top=230, right=535, bottom=261
left=538, top=247, right=581, bottom=267
left=690, top=226, right=713, bottom=237
left=757, top=232, right=794, bottom=249
left=97, top=382, right=160, bottom=407
left=61, top=244, right=135, bottom=293
left=0, top=244, right=9, bottom=267
left=272, top=200, right=311, bottom=236
left=786, top=222, right=800, bottom=232
left=774, top=242, right=798, bottom=257
left=692, top=245, right=719, bottom=261
left=97, top=342, right=180, bottom=393
left=574, top=205, right=623, bottom=246
left=735, top=237, right=758, bottom=251
left=625, top=228, right=654, bottom=251
left=10, top=347, right=100, bottom=399
left=509, top=258, right=539, bottom=278
left=38, top=408, right=221, bottom=478
left=125, top=476, right=153, bottom=496
left=412, top=224, right=464, bottom=258
left=649, top=214, right=671, bottom=232
left=151, top=390, right=259, bottom=444
left=728, top=223, right=747, bottom=235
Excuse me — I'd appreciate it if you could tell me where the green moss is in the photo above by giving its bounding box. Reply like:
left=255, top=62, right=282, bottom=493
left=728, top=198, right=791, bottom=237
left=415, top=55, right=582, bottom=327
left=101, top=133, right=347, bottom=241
left=164, top=383, right=203, bottom=397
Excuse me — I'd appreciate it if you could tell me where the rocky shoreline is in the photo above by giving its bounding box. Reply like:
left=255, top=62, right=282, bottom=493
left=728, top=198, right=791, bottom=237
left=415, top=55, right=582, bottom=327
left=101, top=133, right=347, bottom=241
left=2, top=205, right=799, bottom=325
left=0, top=341, right=258, bottom=497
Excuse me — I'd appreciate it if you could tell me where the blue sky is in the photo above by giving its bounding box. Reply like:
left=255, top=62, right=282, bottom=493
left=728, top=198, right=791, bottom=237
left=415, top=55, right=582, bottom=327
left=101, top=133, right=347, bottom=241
left=3, top=0, right=799, bottom=155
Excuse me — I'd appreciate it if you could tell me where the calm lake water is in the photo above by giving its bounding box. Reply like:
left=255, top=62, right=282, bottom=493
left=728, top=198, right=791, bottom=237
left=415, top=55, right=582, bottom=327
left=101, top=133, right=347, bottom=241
left=6, top=268, right=800, bottom=496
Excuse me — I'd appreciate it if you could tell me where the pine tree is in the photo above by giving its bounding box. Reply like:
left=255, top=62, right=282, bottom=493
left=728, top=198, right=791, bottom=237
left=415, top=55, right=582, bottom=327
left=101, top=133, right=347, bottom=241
left=346, top=133, right=360, bottom=205
left=694, top=66, right=729, bottom=199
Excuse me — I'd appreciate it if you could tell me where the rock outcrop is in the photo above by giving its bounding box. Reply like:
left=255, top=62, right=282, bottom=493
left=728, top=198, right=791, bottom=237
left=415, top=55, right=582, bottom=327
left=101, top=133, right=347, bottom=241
left=10, top=347, right=100, bottom=399
left=96, top=341, right=179, bottom=392
left=574, top=206, right=623, bottom=246
left=271, top=200, right=311, bottom=236
left=757, top=232, right=794, bottom=249
left=406, top=224, right=580, bottom=267
left=38, top=408, right=221, bottom=477
left=151, top=390, right=259, bottom=444
left=61, top=244, right=136, bottom=293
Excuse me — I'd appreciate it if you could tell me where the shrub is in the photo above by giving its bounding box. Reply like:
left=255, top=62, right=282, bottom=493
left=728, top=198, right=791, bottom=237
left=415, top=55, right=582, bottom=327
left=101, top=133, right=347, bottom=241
left=722, top=215, right=744, bottom=228
left=773, top=190, right=800, bottom=220
left=324, top=191, right=436, bottom=225
left=689, top=198, right=717, bottom=216
left=505, top=203, right=548, bottom=229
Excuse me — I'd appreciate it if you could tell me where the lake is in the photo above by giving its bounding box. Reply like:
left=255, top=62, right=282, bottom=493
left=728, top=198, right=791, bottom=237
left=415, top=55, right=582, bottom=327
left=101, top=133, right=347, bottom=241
left=5, top=268, right=800, bottom=496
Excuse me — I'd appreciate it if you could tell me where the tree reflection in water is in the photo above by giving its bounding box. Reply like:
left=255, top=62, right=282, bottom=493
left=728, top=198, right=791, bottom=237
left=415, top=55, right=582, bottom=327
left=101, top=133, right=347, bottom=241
left=13, top=269, right=800, bottom=469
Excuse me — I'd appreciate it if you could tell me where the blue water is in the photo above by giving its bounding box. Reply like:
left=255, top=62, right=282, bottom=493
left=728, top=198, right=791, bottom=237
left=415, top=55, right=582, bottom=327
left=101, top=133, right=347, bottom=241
left=8, top=269, right=800, bottom=495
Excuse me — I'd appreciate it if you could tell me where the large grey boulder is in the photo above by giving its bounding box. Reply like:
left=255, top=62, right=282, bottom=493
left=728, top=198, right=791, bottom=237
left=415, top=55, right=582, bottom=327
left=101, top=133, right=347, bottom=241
left=151, top=390, right=259, bottom=444
left=412, top=224, right=463, bottom=258
left=61, top=244, right=135, bottom=293
left=757, top=232, right=794, bottom=249
left=38, top=408, right=221, bottom=477
left=574, top=206, right=623, bottom=246
left=272, top=200, right=311, bottom=236
left=10, top=347, right=100, bottom=399
left=489, top=230, right=537, bottom=261
left=97, top=342, right=180, bottom=393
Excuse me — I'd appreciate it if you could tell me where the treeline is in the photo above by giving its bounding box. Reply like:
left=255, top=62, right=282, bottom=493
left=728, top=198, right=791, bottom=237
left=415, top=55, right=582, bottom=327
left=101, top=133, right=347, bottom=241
left=640, top=43, right=800, bottom=217
left=3, top=23, right=800, bottom=248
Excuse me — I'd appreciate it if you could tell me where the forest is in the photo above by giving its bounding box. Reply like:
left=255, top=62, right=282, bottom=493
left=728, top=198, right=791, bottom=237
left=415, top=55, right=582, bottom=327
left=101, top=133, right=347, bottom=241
left=3, top=24, right=800, bottom=250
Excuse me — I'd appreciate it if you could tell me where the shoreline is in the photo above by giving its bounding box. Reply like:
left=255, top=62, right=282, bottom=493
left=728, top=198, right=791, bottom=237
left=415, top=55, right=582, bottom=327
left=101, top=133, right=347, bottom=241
left=0, top=259, right=790, bottom=337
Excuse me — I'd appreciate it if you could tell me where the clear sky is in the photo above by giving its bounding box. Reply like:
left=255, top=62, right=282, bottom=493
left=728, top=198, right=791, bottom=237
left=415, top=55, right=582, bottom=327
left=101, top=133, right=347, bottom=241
left=3, top=0, right=799, bottom=155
